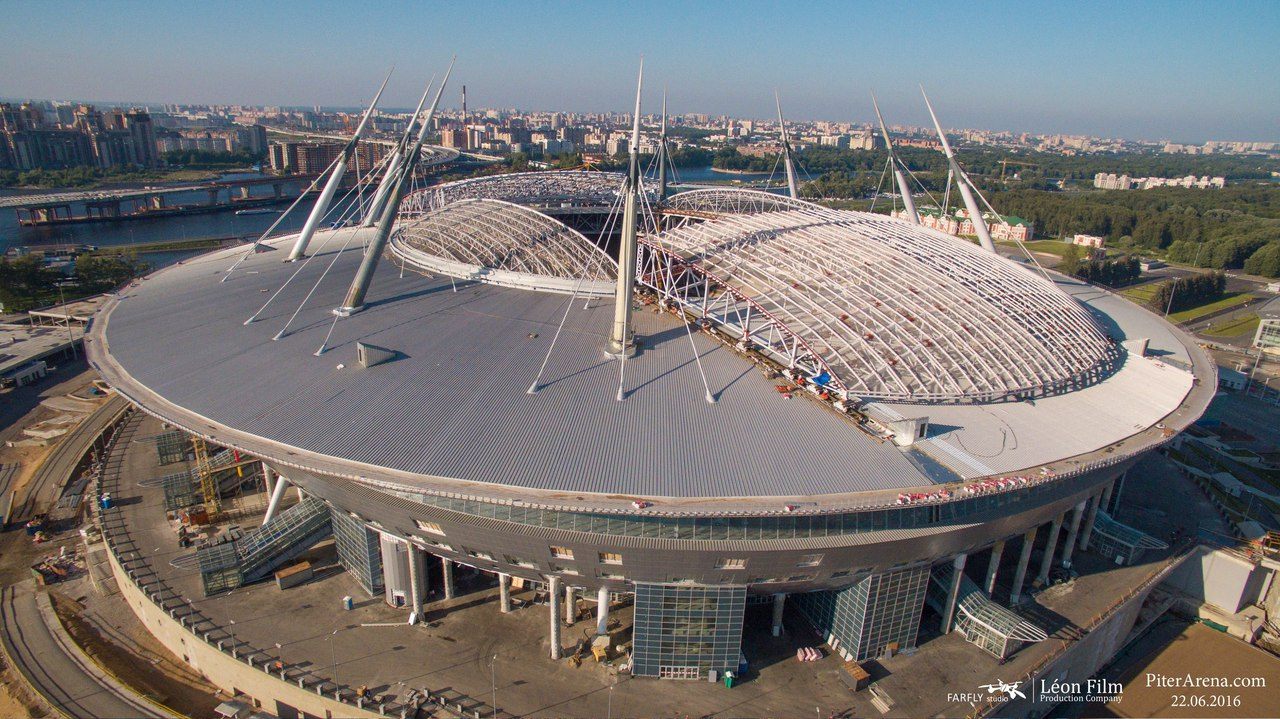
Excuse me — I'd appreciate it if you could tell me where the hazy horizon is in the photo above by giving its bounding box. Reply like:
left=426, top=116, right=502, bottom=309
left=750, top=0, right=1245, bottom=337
left=2, top=0, right=1276, bottom=144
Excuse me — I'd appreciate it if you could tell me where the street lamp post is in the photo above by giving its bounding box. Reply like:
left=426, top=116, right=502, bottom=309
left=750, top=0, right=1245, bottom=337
left=490, top=654, right=497, bottom=719
left=328, top=628, right=342, bottom=688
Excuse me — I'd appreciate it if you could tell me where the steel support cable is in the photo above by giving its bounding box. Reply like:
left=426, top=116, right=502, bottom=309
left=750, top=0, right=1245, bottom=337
left=275, top=179, right=378, bottom=342
left=635, top=177, right=715, bottom=403
left=220, top=153, right=347, bottom=282
left=242, top=150, right=391, bottom=325
left=527, top=181, right=628, bottom=394
left=868, top=156, right=892, bottom=214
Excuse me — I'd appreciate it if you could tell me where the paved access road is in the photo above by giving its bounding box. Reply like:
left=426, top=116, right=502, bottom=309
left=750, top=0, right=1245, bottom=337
left=11, top=394, right=128, bottom=524
left=1, top=583, right=172, bottom=719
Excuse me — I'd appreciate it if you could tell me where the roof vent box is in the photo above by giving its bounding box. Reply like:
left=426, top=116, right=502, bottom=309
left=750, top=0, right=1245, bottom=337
left=888, top=416, right=929, bottom=447
left=1122, top=337, right=1149, bottom=357
left=356, top=342, right=398, bottom=368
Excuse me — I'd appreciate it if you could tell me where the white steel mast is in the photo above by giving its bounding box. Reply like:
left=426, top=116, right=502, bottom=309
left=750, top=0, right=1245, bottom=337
left=775, top=91, right=799, bottom=200
left=335, top=58, right=454, bottom=316
left=607, top=59, right=645, bottom=356
left=657, top=88, right=669, bottom=200
left=362, top=78, right=434, bottom=227
left=286, top=68, right=392, bottom=261
left=872, top=92, right=919, bottom=225
left=920, top=86, right=995, bottom=253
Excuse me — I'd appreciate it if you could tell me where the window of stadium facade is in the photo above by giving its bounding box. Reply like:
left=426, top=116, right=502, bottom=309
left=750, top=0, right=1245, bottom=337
left=373, top=465, right=1111, bottom=542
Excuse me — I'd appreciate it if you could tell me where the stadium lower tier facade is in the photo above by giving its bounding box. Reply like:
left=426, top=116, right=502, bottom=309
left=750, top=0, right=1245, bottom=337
left=87, top=177, right=1215, bottom=680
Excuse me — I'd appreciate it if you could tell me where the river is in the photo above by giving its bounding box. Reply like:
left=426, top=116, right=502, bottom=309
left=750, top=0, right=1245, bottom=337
left=0, top=166, right=780, bottom=270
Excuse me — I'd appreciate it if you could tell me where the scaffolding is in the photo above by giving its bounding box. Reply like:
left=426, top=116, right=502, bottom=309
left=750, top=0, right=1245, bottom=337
left=927, top=562, right=1046, bottom=660
left=195, top=496, right=332, bottom=595
left=191, top=437, right=220, bottom=514
left=151, top=430, right=192, bottom=465
left=161, top=471, right=202, bottom=512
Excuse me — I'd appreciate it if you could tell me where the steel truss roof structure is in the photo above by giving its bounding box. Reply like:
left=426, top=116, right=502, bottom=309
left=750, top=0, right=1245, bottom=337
left=638, top=206, right=1117, bottom=403
left=400, top=170, right=652, bottom=217
left=390, top=198, right=617, bottom=296
left=666, top=188, right=820, bottom=215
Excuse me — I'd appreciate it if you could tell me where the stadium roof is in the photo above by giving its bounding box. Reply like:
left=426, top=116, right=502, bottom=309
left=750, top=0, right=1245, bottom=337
left=390, top=198, right=616, bottom=296
left=666, top=188, right=819, bottom=215
left=647, top=207, right=1118, bottom=402
left=402, top=170, right=650, bottom=216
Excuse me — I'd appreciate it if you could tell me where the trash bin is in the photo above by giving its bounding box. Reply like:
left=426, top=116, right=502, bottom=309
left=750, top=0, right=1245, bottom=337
left=723, top=671, right=734, bottom=688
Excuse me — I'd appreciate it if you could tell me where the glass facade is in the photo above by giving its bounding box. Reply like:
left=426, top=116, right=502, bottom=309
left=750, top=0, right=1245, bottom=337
left=379, top=473, right=1093, bottom=542
left=793, top=565, right=929, bottom=661
left=330, top=508, right=384, bottom=596
left=632, top=584, right=746, bottom=679
left=1255, top=318, right=1280, bottom=352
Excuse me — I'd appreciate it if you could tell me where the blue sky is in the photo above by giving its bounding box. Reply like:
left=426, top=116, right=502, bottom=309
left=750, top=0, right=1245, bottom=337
left=1, top=0, right=1276, bottom=142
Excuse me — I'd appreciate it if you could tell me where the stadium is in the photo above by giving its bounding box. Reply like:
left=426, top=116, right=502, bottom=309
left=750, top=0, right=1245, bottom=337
left=84, top=69, right=1216, bottom=684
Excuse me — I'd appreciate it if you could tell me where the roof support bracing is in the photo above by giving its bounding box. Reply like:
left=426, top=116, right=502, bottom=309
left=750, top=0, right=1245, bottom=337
left=639, top=202, right=1116, bottom=403
left=920, top=87, right=995, bottom=253
left=287, top=68, right=392, bottom=262
left=872, top=92, right=919, bottom=225
left=336, top=58, right=454, bottom=317
left=775, top=91, right=799, bottom=200
left=607, top=59, right=645, bottom=356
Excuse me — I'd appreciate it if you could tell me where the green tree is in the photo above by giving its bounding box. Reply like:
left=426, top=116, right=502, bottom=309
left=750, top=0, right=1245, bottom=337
left=1059, top=243, right=1081, bottom=276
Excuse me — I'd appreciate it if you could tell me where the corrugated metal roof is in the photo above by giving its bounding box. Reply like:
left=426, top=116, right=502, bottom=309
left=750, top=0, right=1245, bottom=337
left=102, top=232, right=929, bottom=499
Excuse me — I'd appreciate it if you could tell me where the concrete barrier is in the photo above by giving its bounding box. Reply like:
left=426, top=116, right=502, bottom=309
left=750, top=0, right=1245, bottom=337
left=105, top=540, right=385, bottom=719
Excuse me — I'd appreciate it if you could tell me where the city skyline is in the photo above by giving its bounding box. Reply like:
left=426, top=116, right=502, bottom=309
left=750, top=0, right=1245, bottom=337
left=2, top=0, right=1277, bottom=143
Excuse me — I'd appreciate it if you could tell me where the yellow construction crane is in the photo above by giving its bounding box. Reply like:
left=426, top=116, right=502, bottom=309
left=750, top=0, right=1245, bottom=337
left=191, top=436, right=221, bottom=514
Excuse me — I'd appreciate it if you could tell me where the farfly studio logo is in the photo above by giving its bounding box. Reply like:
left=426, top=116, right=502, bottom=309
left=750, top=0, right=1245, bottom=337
left=947, top=679, right=1025, bottom=705
left=981, top=680, right=1027, bottom=700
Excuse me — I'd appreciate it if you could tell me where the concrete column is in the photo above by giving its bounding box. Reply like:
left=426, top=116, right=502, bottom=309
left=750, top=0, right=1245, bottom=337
left=262, top=475, right=290, bottom=526
left=1100, top=477, right=1116, bottom=515
left=548, top=577, right=563, bottom=660
left=1036, top=514, right=1065, bottom=585
left=262, top=464, right=277, bottom=496
left=1060, top=500, right=1087, bottom=568
left=498, top=574, right=512, bottom=614
left=984, top=540, right=1005, bottom=595
left=771, top=593, right=786, bottom=637
left=407, top=544, right=426, bottom=623
left=1111, top=470, right=1128, bottom=514
left=941, top=553, right=967, bottom=633
left=596, top=586, right=610, bottom=635
left=295, top=483, right=305, bottom=502
left=1080, top=491, right=1104, bottom=551
left=1010, top=527, right=1037, bottom=604
left=442, top=558, right=456, bottom=600
left=564, top=585, right=576, bottom=624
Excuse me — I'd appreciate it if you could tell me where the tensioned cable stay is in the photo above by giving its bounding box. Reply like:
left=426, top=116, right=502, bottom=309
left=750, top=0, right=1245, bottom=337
left=243, top=150, right=391, bottom=324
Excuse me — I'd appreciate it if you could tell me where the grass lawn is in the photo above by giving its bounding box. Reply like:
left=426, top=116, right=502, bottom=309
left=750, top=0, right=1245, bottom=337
left=1120, top=283, right=1161, bottom=303
left=1167, top=292, right=1257, bottom=324
left=996, top=239, right=1090, bottom=258
left=1203, top=312, right=1260, bottom=338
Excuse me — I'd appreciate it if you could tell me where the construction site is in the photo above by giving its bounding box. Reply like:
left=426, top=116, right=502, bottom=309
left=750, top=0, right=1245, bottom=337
left=2, top=61, right=1279, bottom=719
